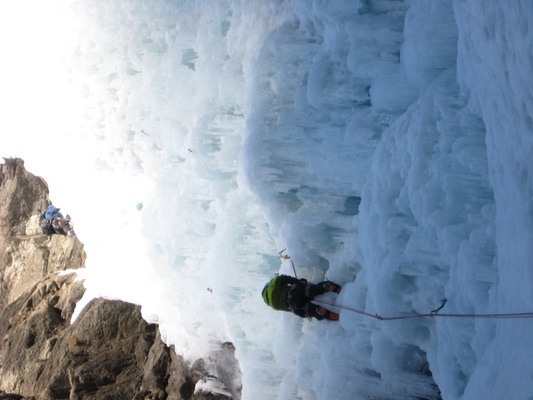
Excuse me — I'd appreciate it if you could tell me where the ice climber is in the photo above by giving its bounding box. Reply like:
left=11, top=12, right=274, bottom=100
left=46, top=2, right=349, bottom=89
left=261, top=274, right=342, bottom=321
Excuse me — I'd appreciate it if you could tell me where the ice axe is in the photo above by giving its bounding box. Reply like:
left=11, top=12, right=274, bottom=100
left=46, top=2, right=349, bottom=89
left=278, top=249, right=298, bottom=278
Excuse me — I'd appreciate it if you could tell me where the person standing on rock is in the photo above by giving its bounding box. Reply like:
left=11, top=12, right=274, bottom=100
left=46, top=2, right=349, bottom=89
left=261, top=274, right=342, bottom=321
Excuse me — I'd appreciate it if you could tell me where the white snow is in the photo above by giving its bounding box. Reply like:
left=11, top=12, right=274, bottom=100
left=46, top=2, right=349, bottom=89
left=195, top=376, right=233, bottom=398
left=1, top=0, right=532, bottom=399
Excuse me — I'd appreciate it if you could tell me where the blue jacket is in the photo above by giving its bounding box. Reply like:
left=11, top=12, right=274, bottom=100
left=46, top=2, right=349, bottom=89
left=45, top=205, right=63, bottom=221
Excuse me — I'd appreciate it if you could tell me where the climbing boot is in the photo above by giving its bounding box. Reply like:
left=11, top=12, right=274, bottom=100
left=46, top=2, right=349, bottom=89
left=317, top=307, right=340, bottom=321
left=324, top=281, right=342, bottom=294
left=326, top=310, right=340, bottom=321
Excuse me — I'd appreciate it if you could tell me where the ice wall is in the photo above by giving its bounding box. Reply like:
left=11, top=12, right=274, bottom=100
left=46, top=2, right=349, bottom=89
left=242, top=0, right=409, bottom=272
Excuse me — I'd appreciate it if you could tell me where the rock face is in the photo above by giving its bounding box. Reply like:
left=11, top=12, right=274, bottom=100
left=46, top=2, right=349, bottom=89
left=0, top=159, right=240, bottom=400
left=0, top=158, right=85, bottom=309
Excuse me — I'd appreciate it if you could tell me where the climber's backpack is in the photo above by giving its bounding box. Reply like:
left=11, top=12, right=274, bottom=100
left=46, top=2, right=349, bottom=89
left=39, top=213, right=55, bottom=235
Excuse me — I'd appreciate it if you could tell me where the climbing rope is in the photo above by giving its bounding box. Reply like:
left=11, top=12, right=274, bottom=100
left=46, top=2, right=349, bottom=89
left=314, top=298, right=533, bottom=321
left=277, top=250, right=533, bottom=321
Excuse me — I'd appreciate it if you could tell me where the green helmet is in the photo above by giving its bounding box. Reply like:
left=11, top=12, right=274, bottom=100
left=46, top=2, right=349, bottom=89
left=262, top=281, right=272, bottom=306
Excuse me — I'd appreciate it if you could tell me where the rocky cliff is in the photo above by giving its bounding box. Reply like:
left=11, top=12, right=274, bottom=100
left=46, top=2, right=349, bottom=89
left=0, top=158, right=240, bottom=400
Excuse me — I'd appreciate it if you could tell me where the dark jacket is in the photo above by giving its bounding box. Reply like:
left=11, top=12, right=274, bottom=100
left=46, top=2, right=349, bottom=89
left=262, top=275, right=300, bottom=311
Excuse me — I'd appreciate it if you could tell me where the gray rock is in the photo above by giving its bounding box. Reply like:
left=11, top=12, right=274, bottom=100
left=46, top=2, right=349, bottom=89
left=0, top=158, right=241, bottom=400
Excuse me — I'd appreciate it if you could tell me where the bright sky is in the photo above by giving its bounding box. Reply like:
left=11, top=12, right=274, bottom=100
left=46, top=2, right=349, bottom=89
left=0, top=1, right=154, bottom=303
left=0, top=1, right=112, bottom=215
left=0, top=1, right=86, bottom=169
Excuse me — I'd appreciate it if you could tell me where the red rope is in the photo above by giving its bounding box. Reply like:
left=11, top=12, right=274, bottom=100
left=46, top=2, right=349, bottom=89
left=315, top=298, right=533, bottom=321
